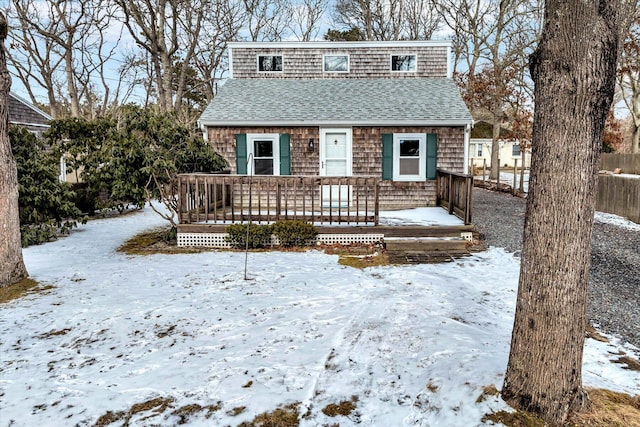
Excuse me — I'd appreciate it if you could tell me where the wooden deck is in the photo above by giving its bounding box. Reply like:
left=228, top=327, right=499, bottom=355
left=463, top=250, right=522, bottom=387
left=176, top=171, right=476, bottom=253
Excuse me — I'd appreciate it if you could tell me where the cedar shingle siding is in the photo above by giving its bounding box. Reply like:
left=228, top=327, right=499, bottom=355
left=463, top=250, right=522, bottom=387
left=231, top=45, right=448, bottom=79
left=207, top=125, right=465, bottom=209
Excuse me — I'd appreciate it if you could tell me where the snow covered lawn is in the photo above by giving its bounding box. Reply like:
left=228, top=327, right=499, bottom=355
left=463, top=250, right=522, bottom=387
left=1, top=207, right=638, bottom=426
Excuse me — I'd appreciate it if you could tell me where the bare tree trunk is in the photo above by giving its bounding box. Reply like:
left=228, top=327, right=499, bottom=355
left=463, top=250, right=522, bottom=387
left=502, top=0, right=624, bottom=425
left=490, top=118, right=501, bottom=180
left=0, top=13, right=28, bottom=287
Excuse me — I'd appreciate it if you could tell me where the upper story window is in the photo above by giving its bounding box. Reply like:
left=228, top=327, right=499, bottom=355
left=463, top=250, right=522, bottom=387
left=391, top=54, right=417, bottom=72
left=257, top=55, right=283, bottom=72
left=476, top=143, right=483, bottom=157
left=323, top=54, right=349, bottom=73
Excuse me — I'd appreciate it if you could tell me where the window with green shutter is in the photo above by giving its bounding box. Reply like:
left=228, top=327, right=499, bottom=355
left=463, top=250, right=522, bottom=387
left=235, top=134, right=247, bottom=174
left=382, top=133, right=393, bottom=180
left=237, top=133, right=291, bottom=176
left=383, top=132, right=438, bottom=181
left=426, top=133, right=438, bottom=180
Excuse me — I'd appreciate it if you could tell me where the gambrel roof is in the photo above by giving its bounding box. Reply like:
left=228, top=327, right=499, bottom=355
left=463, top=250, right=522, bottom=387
left=199, top=78, right=473, bottom=127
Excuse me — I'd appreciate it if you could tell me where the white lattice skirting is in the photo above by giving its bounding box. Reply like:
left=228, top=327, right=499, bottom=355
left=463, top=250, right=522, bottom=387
left=177, top=232, right=385, bottom=248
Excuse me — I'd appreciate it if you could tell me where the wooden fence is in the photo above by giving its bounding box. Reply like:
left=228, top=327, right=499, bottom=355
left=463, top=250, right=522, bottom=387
left=177, top=174, right=380, bottom=225
left=436, top=169, right=474, bottom=225
left=596, top=174, right=640, bottom=224
left=601, top=153, right=640, bottom=175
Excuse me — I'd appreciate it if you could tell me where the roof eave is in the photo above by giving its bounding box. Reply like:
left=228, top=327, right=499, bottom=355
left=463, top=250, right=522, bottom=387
left=200, top=119, right=473, bottom=127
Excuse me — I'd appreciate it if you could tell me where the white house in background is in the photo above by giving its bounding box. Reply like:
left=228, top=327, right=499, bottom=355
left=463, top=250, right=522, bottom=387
left=469, top=138, right=530, bottom=169
left=467, top=121, right=530, bottom=170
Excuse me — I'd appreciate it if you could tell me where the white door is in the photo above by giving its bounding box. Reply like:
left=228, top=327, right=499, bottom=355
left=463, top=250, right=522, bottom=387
left=320, top=128, right=352, bottom=207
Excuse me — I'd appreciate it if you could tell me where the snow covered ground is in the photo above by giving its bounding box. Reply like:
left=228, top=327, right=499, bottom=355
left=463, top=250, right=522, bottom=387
left=1, top=207, right=638, bottom=426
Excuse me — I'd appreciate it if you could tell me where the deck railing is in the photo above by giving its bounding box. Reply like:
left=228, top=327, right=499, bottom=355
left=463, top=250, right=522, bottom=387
left=177, top=174, right=380, bottom=225
left=436, top=169, right=474, bottom=225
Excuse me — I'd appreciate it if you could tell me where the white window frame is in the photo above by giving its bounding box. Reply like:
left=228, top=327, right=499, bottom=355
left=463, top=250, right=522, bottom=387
left=323, top=54, right=350, bottom=73
left=476, top=143, right=483, bottom=157
left=247, top=133, right=280, bottom=176
left=393, top=133, right=426, bottom=181
left=256, top=55, right=283, bottom=73
left=512, top=143, right=521, bottom=157
left=390, top=54, right=417, bottom=72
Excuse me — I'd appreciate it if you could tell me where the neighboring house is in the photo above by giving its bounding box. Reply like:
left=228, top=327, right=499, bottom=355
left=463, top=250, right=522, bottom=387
left=8, top=92, right=51, bottom=137
left=469, top=121, right=530, bottom=169
left=198, top=41, right=473, bottom=209
left=7, top=92, right=76, bottom=183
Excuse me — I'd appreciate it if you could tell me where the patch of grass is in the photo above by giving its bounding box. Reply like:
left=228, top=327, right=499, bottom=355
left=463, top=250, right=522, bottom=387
left=612, top=355, right=640, bottom=371
left=0, top=278, right=53, bottom=304
left=476, top=384, right=500, bottom=403
left=39, top=328, right=72, bottom=338
left=239, top=402, right=300, bottom=427
left=482, top=409, right=546, bottom=427
left=322, top=396, right=358, bottom=417
left=117, top=227, right=205, bottom=255
left=586, top=324, right=610, bottom=343
left=93, top=396, right=175, bottom=426
left=171, top=402, right=221, bottom=424
left=427, top=381, right=440, bottom=393
left=483, top=388, right=640, bottom=427
left=227, top=406, right=246, bottom=417
left=327, top=245, right=389, bottom=268
left=568, top=388, right=640, bottom=426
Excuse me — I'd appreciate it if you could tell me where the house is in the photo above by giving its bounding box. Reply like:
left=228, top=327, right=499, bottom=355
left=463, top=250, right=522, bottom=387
left=8, top=92, right=51, bottom=137
left=198, top=41, right=473, bottom=210
left=7, top=92, right=75, bottom=182
left=468, top=121, right=530, bottom=170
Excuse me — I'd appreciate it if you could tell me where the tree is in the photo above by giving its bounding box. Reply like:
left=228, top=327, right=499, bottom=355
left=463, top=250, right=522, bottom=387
left=114, top=0, right=205, bottom=116
left=288, top=0, right=329, bottom=41
left=501, top=0, right=629, bottom=424
left=331, top=0, right=441, bottom=41
left=0, top=11, right=28, bottom=287
left=618, top=12, right=640, bottom=153
left=7, top=0, right=121, bottom=119
left=441, top=0, right=540, bottom=179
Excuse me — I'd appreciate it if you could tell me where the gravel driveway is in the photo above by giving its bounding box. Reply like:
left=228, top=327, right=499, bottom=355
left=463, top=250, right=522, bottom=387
left=473, top=188, right=640, bottom=348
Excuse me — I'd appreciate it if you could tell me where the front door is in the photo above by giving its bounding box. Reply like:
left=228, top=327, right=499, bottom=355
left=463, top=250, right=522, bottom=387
left=320, top=128, right=352, bottom=207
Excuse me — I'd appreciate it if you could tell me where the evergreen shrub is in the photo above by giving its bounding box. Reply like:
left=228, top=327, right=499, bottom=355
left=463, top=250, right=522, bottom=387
left=271, top=220, right=318, bottom=247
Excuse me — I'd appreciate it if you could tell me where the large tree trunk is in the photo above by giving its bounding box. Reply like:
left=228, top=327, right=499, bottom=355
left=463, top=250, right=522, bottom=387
left=0, top=13, right=28, bottom=287
left=501, top=0, right=622, bottom=424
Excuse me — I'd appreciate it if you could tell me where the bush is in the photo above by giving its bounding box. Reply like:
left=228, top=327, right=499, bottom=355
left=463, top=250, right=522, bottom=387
left=225, top=223, right=273, bottom=249
left=10, top=127, right=86, bottom=246
left=272, top=220, right=318, bottom=248
left=45, top=106, right=227, bottom=218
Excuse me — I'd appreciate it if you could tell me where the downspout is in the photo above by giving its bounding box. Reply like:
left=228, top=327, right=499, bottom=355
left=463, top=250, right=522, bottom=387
left=464, top=122, right=473, bottom=174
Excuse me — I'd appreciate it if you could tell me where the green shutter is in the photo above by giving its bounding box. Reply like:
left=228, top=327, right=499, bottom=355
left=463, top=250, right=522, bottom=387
left=426, top=133, right=438, bottom=180
left=382, top=133, right=393, bottom=181
left=279, top=133, right=291, bottom=176
left=235, top=134, right=247, bottom=174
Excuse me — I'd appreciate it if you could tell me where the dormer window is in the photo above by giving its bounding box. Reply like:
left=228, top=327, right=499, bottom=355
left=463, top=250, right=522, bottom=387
left=323, top=54, right=349, bottom=73
left=391, top=54, right=417, bottom=72
left=257, top=55, right=283, bottom=72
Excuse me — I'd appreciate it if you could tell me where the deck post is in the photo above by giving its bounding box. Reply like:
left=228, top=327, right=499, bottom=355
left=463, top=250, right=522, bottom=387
left=513, top=159, right=518, bottom=195
left=466, top=174, right=473, bottom=224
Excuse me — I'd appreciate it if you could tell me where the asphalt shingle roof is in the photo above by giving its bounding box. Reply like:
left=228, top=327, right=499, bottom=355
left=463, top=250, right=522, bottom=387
left=199, top=78, right=473, bottom=126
